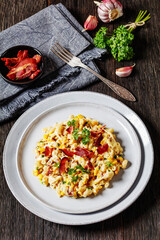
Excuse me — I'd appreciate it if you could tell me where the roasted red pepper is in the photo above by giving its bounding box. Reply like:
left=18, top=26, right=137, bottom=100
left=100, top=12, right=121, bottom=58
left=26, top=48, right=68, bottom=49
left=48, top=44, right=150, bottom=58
left=1, top=50, right=41, bottom=81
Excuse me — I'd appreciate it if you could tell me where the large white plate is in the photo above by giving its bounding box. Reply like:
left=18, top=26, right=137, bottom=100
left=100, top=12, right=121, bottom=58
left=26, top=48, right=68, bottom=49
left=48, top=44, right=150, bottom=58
left=3, top=92, right=154, bottom=225
left=16, top=102, right=141, bottom=214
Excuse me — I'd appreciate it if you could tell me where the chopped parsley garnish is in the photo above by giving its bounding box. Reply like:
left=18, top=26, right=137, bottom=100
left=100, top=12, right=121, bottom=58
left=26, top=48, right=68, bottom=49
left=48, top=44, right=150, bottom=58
left=67, top=119, right=76, bottom=127
left=68, top=168, right=77, bottom=175
left=106, top=161, right=113, bottom=168
left=71, top=175, right=79, bottom=182
left=114, top=155, right=117, bottom=159
left=67, top=182, right=71, bottom=185
left=36, top=167, right=39, bottom=170
left=54, top=162, right=60, bottom=168
left=73, top=128, right=79, bottom=140
left=62, top=181, right=66, bottom=184
left=87, top=187, right=92, bottom=190
left=40, top=141, right=44, bottom=143
left=75, top=164, right=90, bottom=173
left=57, top=143, right=60, bottom=147
left=81, top=128, right=90, bottom=145
left=41, top=154, right=44, bottom=157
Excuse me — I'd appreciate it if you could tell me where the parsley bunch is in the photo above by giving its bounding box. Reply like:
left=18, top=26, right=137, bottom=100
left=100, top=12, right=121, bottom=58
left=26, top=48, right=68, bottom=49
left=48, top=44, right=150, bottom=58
left=93, top=10, right=151, bottom=62
left=94, top=25, right=134, bottom=61
left=107, top=25, right=134, bottom=61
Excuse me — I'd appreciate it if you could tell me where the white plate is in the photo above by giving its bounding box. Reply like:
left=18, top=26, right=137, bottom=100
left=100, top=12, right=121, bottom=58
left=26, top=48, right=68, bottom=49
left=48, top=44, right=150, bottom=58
left=3, top=92, right=154, bottom=225
left=16, top=102, right=141, bottom=214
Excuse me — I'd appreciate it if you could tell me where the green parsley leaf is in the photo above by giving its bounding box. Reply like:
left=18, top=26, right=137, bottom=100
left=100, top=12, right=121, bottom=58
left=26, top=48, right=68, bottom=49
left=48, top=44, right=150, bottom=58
left=68, top=168, right=77, bottom=175
left=41, top=154, right=44, bottom=157
left=67, top=182, right=71, bottom=185
left=82, top=136, right=90, bottom=145
left=57, top=143, right=60, bottom=147
left=93, top=27, right=109, bottom=49
left=54, top=163, right=60, bottom=168
left=67, top=119, right=76, bottom=127
left=75, top=164, right=90, bottom=174
left=106, top=161, right=113, bottom=168
left=62, top=181, right=66, bottom=184
left=81, top=128, right=90, bottom=145
left=73, top=128, right=79, bottom=140
left=107, top=25, right=134, bottom=61
left=71, top=175, right=79, bottom=182
left=87, top=187, right=92, bottom=190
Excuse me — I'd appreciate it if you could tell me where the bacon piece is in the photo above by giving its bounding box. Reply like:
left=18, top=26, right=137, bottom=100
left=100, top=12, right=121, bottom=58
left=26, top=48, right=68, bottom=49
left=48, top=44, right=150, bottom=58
left=17, top=50, right=29, bottom=61
left=59, top=157, right=69, bottom=175
left=60, top=149, right=74, bottom=157
left=85, top=161, right=94, bottom=170
left=6, top=58, right=37, bottom=80
left=97, top=143, right=108, bottom=154
left=45, top=146, right=53, bottom=157
left=75, top=147, right=94, bottom=158
left=91, top=125, right=106, bottom=137
left=46, top=167, right=53, bottom=176
left=95, top=134, right=103, bottom=147
left=33, top=54, right=41, bottom=64
left=66, top=125, right=73, bottom=134
left=67, top=188, right=73, bottom=196
left=2, top=50, right=29, bottom=70
left=29, top=69, right=41, bottom=79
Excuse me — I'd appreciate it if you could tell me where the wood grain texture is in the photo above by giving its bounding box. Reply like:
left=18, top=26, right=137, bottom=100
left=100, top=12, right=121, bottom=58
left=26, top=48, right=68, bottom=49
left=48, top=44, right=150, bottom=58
left=0, top=0, right=160, bottom=239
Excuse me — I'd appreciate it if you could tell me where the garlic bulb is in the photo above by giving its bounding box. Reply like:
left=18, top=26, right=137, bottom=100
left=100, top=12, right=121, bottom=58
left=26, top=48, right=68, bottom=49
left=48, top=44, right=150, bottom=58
left=94, top=0, right=123, bottom=23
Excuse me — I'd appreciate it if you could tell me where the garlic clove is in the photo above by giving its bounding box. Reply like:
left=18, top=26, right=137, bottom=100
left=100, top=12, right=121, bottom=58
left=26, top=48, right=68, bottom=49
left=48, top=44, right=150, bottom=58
left=82, top=15, right=98, bottom=32
left=115, top=64, right=136, bottom=77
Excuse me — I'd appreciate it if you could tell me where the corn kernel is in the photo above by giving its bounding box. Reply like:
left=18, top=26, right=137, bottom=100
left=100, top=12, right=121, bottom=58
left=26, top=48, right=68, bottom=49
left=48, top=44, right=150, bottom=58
left=94, top=167, right=99, bottom=176
left=59, top=144, right=65, bottom=149
left=39, top=147, right=45, bottom=152
left=60, top=191, right=65, bottom=196
left=78, top=114, right=84, bottom=119
left=118, top=156, right=123, bottom=162
left=33, top=170, right=38, bottom=176
left=98, top=124, right=102, bottom=128
left=115, top=170, right=119, bottom=175
left=37, top=174, right=43, bottom=180
left=107, top=156, right=113, bottom=162
left=92, top=121, right=98, bottom=126
left=92, top=147, right=97, bottom=152
left=43, top=134, right=48, bottom=140
left=113, top=160, right=117, bottom=165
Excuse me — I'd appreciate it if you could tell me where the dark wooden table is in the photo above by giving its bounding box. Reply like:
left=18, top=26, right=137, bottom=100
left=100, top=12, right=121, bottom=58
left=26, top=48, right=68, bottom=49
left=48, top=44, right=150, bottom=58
left=0, top=0, right=159, bottom=239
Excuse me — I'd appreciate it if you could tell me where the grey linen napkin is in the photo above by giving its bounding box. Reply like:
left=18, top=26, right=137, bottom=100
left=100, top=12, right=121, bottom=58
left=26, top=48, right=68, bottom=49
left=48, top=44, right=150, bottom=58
left=0, top=3, right=106, bottom=123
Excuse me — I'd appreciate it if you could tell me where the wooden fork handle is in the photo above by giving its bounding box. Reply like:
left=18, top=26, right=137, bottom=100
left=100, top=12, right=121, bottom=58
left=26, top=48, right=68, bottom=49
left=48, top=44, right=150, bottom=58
left=80, top=63, right=136, bottom=102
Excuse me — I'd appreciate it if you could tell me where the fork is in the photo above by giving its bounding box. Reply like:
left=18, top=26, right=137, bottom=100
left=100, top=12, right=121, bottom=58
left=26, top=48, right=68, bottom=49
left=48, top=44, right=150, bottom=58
left=51, top=43, right=136, bottom=102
